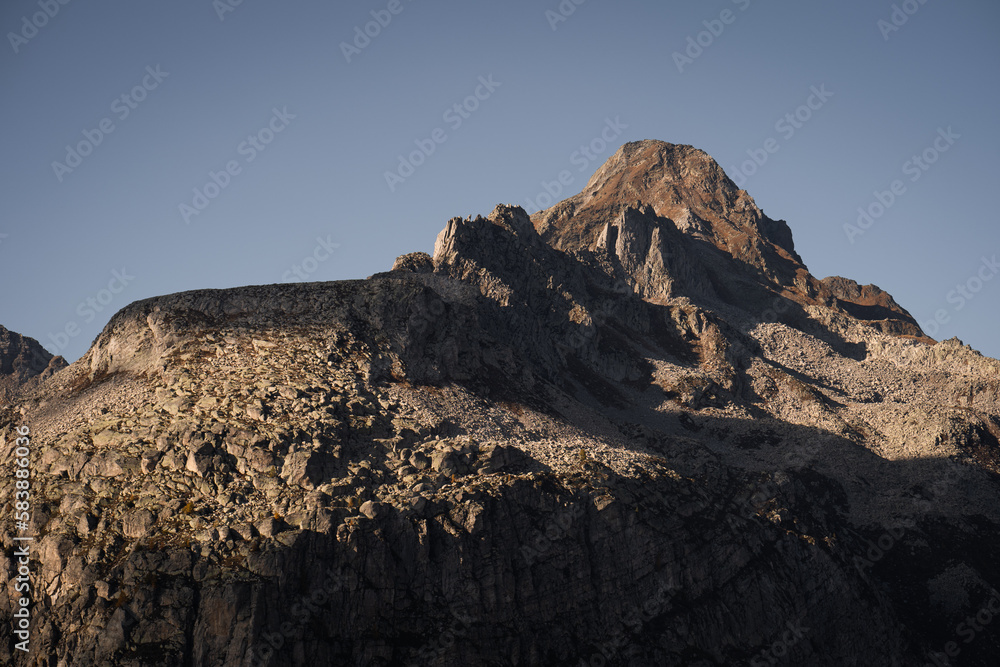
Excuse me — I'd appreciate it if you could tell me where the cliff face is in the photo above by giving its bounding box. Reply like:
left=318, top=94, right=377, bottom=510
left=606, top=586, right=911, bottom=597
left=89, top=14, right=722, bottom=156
left=2, top=142, right=999, bottom=666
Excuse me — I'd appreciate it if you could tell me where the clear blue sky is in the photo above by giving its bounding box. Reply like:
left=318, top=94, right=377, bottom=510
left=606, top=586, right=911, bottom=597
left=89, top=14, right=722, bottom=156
left=2, top=0, right=998, bottom=362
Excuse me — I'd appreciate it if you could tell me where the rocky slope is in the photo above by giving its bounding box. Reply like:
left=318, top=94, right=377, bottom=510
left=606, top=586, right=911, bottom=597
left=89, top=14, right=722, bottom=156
left=1, top=141, right=999, bottom=666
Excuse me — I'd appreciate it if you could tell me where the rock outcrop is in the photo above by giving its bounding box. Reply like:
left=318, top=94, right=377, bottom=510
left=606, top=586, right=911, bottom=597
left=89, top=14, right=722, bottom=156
left=1, top=141, right=998, bottom=666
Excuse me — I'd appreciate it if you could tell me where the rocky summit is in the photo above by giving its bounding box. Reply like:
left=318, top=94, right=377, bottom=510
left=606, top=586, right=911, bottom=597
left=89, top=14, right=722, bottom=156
left=2, top=140, right=999, bottom=666
left=0, top=326, right=66, bottom=406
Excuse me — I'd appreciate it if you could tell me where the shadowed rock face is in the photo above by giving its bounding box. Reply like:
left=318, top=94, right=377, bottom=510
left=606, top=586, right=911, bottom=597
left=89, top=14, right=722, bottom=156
left=1, top=142, right=999, bottom=666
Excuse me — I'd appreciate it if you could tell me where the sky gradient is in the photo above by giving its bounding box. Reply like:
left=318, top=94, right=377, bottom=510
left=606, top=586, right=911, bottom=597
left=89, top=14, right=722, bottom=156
left=2, top=0, right=998, bottom=362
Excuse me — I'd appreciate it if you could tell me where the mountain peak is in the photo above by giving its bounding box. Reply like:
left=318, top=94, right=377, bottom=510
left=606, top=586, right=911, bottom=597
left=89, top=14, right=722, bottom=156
left=530, top=139, right=925, bottom=341
left=534, top=140, right=799, bottom=263
left=0, top=324, right=67, bottom=403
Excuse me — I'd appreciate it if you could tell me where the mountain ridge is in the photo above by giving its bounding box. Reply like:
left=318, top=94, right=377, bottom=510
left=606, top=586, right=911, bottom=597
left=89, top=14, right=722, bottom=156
left=1, top=141, right=998, bottom=666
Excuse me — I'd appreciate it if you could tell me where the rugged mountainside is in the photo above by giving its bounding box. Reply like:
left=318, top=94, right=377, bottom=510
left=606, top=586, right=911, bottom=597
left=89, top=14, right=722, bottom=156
left=2, top=140, right=999, bottom=666
left=0, top=325, right=66, bottom=404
